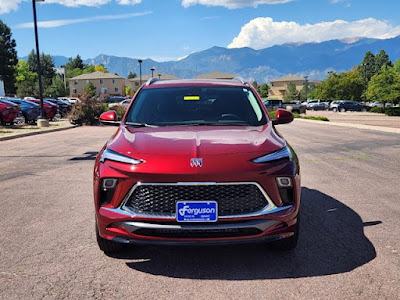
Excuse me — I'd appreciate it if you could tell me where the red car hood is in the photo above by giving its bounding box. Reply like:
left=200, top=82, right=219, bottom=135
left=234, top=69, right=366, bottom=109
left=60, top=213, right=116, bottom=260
left=107, top=124, right=285, bottom=157
left=104, top=124, right=287, bottom=175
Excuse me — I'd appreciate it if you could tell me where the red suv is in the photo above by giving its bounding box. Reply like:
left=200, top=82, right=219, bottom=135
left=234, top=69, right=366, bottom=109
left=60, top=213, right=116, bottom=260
left=94, top=78, right=300, bottom=253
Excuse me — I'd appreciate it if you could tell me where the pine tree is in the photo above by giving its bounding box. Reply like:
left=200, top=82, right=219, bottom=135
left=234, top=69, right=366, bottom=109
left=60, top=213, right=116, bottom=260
left=375, top=50, right=392, bottom=73
left=0, top=20, right=18, bottom=95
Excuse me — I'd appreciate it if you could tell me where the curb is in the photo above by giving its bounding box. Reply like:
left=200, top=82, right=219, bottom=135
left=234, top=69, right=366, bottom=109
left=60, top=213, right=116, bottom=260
left=295, top=118, right=400, bottom=134
left=0, top=124, right=79, bottom=142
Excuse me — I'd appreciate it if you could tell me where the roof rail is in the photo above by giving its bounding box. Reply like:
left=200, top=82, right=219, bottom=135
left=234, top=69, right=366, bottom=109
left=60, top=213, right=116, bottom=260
left=233, top=77, right=247, bottom=84
left=145, top=78, right=159, bottom=86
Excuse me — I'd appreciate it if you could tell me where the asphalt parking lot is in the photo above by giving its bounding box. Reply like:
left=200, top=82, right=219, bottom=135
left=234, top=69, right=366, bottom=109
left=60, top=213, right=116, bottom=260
left=0, top=121, right=399, bottom=299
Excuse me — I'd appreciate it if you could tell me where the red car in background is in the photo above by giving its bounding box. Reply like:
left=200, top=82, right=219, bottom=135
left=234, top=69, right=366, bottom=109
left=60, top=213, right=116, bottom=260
left=26, top=99, right=58, bottom=120
left=94, top=78, right=301, bottom=254
left=0, top=99, right=22, bottom=125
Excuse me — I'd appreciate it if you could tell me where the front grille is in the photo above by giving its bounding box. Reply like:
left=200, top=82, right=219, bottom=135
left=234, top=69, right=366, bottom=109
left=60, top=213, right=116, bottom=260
left=123, top=183, right=269, bottom=217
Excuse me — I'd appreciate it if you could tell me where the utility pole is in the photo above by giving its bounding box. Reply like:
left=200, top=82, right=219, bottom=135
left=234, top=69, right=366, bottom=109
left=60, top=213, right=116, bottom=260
left=32, top=0, right=49, bottom=127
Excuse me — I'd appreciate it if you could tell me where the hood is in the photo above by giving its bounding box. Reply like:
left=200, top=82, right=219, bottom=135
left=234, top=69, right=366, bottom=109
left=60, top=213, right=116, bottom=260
left=107, top=124, right=285, bottom=159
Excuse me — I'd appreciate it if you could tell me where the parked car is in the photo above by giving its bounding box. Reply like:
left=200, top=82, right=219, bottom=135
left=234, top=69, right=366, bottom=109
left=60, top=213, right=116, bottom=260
left=0, top=99, right=22, bottom=125
left=58, top=97, right=80, bottom=104
left=369, top=101, right=392, bottom=108
left=263, top=99, right=306, bottom=114
left=108, top=98, right=132, bottom=108
left=103, top=96, right=126, bottom=103
left=45, top=98, right=72, bottom=117
left=307, top=101, right=327, bottom=111
left=5, top=98, right=40, bottom=124
left=94, top=78, right=301, bottom=253
left=335, top=101, right=370, bottom=112
left=330, top=100, right=343, bottom=111
left=26, top=99, right=59, bottom=120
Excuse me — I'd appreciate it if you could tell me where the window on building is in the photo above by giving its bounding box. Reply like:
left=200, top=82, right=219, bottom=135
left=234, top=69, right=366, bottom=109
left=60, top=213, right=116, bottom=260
left=100, top=79, right=104, bottom=84
left=114, top=87, right=119, bottom=93
left=74, top=80, right=78, bottom=85
left=73, top=88, right=77, bottom=94
left=112, top=79, right=116, bottom=84
left=86, top=79, right=90, bottom=83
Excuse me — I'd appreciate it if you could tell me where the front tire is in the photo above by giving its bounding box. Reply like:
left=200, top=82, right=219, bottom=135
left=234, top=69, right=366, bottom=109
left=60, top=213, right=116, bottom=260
left=96, top=224, right=122, bottom=254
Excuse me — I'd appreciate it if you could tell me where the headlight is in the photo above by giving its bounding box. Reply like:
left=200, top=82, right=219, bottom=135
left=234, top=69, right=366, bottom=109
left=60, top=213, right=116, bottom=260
left=100, top=148, right=143, bottom=165
left=252, top=145, right=292, bottom=163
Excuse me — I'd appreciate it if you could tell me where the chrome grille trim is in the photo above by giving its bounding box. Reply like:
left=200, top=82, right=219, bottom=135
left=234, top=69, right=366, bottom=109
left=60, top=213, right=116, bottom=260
left=119, top=182, right=285, bottom=219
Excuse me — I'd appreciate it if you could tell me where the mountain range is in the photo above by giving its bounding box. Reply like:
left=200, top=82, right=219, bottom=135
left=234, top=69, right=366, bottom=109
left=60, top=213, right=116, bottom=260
left=22, top=35, right=400, bottom=83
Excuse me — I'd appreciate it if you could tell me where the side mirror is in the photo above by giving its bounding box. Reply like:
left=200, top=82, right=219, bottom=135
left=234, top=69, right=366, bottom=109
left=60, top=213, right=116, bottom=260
left=272, top=109, right=294, bottom=125
left=99, top=110, right=120, bottom=126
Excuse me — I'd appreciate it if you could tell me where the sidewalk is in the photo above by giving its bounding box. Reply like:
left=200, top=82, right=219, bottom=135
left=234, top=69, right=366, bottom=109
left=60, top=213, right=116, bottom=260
left=298, top=111, right=400, bottom=134
left=0, top=120, right=78, bottom=141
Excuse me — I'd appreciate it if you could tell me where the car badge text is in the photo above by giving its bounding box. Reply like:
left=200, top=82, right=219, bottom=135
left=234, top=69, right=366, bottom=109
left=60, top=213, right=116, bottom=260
left=190, top=158, right=203, bottom=168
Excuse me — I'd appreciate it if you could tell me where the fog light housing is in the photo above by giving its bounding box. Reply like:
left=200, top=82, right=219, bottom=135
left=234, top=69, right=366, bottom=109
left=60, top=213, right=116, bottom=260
left=276, top=177, right=292, bottom=188
left=100, top=178, right=118, bottom=205
left=276, top=177, right=294, bottom=205
left=102, top=178, right=118, bottom=190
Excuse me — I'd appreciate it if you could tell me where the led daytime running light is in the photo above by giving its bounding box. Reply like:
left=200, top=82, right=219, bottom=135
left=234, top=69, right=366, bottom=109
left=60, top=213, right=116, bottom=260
left=100, top=148, right=143, bottom=165
left=252, top=146, right=292, bottom=163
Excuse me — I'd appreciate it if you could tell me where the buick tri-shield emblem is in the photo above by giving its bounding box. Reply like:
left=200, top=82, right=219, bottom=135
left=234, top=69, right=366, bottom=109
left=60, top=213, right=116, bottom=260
left=190, top=158, right=203, bottom=168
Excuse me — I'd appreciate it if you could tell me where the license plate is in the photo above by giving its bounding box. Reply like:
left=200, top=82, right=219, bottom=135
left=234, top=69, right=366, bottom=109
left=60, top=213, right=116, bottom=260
left=176, top=201, right=218, bottom=222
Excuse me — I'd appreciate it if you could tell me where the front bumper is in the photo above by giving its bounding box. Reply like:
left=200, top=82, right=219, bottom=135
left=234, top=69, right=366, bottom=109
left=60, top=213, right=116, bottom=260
left=97, top=203, right=298, bottom=245
left=94, top=150, right=300, bottom=245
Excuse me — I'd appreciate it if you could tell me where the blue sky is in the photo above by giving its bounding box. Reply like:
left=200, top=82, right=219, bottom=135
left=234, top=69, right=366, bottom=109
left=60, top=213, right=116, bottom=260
left=1, top=0, right=400, bottom=61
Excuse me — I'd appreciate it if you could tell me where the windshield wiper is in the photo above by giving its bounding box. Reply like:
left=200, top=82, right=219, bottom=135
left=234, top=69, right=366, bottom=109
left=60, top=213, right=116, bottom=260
left=125, top=122, right=157, bottom=127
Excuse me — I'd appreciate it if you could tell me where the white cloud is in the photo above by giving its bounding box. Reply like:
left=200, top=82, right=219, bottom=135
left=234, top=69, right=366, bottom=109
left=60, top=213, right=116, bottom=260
left=0, top=0, right=142, bottom=14
left=181, top=0, right=293, bottom=9
left=0, top=0, right=23, bottom=14
left=228, top=17, right=400, bottom=49
left=15, top=11, right=152, bottom=28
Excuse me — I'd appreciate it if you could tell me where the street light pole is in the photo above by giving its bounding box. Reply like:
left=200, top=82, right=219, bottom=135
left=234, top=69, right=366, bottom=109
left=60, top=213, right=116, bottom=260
left=158, top=74, right=161, bottom=80
left=32, top=0, right=48, bottom=127
left=151, top=68, right=155, bottom=78
left=138, top=59, right=143, bottom=85
left=60, top=65, right=66, bottom=93
left=304, top=75, right=309, bottom=100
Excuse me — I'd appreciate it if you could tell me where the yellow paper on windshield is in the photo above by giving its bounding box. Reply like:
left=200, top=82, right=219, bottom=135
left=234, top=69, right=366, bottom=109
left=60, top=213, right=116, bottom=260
left=184, top=96, right=200, bottom=101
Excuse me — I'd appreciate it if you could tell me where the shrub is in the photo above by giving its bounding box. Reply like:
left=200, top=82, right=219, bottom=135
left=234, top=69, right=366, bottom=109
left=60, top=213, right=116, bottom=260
left=385, top=107, right=400, bottom=116
left=369, top=107, right=385, bottom=113
left=369, top=106, right=400, bottom=116
left=69, top=97, right=105, bottom=125
left=112, top=105, right=127, bottom=120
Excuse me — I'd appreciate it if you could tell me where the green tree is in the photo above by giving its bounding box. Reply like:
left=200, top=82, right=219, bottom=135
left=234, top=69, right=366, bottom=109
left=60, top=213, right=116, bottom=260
left=359, top=51, right=376, bottom=88
left=393, top=59, right=400, bottom=74
left=125, top=86, right=131, bottom=96
left=306, top=82, right=317, bottom=99
left=299, top=86, right=308, bottom=101
left=375, top=50, right=392, bottom=73
left=27, top=50, right=56, bottom=88
left=259, top=83, right=270, bottom=98
left=128, top=71, right=137, bottom=79
left=44, top=76, right=66, bottom=98
left=334, top=69, right=364, bottom=101
left=366, top=67, right=400, bottom=106
left=0, top=20, right=18, bottom=95
left=15, top=60, right=38, bottom=97
left=84, top=82, right=97, bottom=98
left=65, top=55, right=85, bottom=70
left=283, top=82, right=299, bottom=101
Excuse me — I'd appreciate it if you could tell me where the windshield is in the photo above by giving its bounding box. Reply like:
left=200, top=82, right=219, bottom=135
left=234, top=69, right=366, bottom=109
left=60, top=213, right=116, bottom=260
left=126, top=86, right=267, bottom=126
